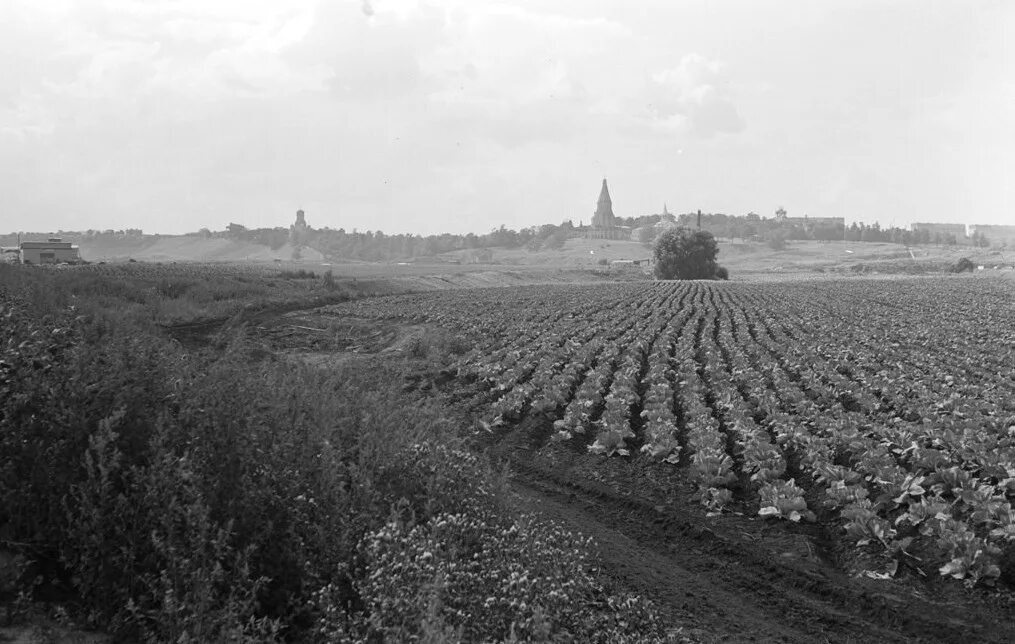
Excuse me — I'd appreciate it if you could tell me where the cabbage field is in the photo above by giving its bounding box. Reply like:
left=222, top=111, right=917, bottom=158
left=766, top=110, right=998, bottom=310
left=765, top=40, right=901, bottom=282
left=335, top=276, right=1015, bottom=589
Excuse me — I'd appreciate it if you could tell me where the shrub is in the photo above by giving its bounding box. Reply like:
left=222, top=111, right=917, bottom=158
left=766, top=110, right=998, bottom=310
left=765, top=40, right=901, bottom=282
left=653, top=227, right=727, bottom=280
left=64, top=412, right=281, bottom=640
left=949, top=257, right=976, bottom=273
left=404, top=329, right=472, bottom=361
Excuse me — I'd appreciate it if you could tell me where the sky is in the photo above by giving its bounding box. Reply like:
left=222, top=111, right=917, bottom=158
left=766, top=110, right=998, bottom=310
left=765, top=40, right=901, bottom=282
left=1, top=0, right=1012, bottom=236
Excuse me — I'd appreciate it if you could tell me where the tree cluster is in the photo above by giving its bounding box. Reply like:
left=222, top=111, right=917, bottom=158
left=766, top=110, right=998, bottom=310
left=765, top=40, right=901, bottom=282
left=215, top=221, right=578, bottom=262
left=653, top=227, right=728, bottom=280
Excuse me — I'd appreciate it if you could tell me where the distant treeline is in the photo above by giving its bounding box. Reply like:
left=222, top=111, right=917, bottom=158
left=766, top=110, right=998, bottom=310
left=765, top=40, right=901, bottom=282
left=208, top=214, right=997, bottom=258
left=2, top=213, right=995, bottom=263
left=209, top=221, right=577, bottom=261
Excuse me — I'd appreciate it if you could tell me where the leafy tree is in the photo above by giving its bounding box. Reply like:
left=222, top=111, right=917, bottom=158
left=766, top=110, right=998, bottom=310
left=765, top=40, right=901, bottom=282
left=653, top=227, right=727, bottom=280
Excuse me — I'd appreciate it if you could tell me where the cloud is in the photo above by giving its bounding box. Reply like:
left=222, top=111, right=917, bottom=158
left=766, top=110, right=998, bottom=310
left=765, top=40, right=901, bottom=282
left=4, top=0, right=1005, bottom=236
left=646, top=53, right=744, bottom=138
left=416, top=4, right=630, bottom=147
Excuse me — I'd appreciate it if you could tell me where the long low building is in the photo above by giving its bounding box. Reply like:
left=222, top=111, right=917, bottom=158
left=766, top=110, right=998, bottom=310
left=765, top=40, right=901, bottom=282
left=968, top=224, right=1015, bottom=245
left=19, top=238, right=81, bottom=264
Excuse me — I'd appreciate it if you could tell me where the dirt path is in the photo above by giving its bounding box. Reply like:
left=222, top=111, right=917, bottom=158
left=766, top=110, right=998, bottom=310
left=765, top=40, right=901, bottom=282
left=494, top=436, right=1015, bottom=644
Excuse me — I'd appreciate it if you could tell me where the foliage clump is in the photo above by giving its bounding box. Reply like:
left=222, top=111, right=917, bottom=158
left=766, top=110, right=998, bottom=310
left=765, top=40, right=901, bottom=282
left=653, top=227, right=728, bottom=280
left=316, top=512, right=669, bottom=643
left=949, top=257, right=976, bottom=273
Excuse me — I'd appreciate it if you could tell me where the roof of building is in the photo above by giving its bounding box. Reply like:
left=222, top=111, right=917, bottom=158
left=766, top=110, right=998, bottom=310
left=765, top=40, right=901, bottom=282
left=20, top=241, right=77, bottom=249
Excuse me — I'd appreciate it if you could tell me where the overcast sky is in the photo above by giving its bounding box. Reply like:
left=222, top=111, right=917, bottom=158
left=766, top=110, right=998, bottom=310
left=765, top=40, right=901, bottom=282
left=1, top=0, right=1012, bottom=235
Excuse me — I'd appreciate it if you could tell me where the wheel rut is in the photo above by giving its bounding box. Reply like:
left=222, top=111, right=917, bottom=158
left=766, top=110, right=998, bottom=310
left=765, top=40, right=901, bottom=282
left=500, top=450, right=1015, bottom=644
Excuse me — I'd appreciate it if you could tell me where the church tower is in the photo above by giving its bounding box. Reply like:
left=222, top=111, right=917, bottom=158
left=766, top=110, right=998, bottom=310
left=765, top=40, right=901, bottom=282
left=289, top=208, right=310, bottom=244
left=592, top=178, right=616, bottom=229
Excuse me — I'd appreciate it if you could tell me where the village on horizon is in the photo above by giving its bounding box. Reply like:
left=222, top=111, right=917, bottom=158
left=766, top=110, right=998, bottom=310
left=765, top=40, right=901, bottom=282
left=2, top=177, right=1013, bottom=265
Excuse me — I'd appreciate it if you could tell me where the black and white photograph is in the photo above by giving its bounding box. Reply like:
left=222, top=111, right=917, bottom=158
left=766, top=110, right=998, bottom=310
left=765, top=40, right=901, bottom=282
left=1, top=1, right=1013, bottom=642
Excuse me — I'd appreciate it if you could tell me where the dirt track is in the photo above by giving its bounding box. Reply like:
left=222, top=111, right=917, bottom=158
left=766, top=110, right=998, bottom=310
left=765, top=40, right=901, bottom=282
left=493, top=429, right=1015, bottom=643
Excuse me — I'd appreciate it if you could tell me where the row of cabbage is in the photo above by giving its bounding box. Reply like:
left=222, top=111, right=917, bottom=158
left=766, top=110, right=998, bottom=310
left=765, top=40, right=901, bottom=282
left=718, top=280, right=1015, bottom=586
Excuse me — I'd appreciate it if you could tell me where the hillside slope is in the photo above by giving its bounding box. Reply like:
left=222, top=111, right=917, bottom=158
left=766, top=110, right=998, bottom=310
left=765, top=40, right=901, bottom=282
left=78, top=236, right=324, bottom=263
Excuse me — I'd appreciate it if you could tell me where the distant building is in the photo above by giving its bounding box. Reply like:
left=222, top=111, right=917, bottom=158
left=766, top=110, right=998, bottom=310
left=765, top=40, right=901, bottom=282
left=592, top=179, right=616, bottom=227
left=658, top=203, right=676, bottom=224
left=585, top=179, right=628, bottom=240
left=968, top=224, right=1015, bottom=246
left=654, top=204, right=679, bottom=231
left=779, top=213, right=845, bottom=229
left=632, top=205, right=679, bottom=242
left=19, top=238, right=80, bottom=264
left=911, top=222, right=967, bottom=238
left=631, top=226, right=653, bottom=242
left=773, top=209, right=843, bottom=236
left=289, top=209, right=312, bottom=244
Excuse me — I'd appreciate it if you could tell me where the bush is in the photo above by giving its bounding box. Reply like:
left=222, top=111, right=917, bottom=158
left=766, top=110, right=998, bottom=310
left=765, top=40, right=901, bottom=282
left=65, top=412, right=281, bottom=640
left=653, top=227, right=727, bottom=280
left=949, top=257, right=976, bottom=273
left=403, top=328, right=472, bottom=361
